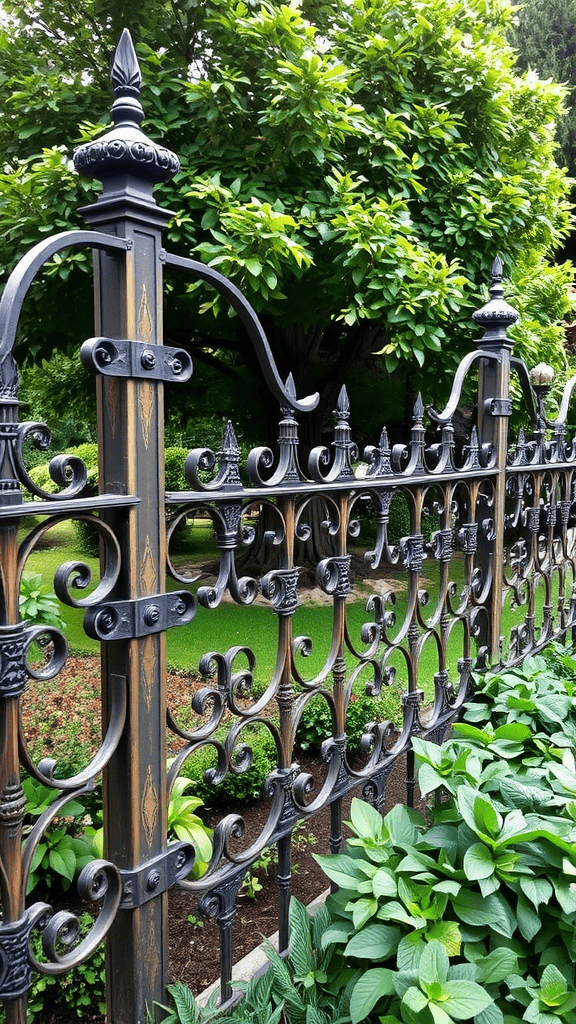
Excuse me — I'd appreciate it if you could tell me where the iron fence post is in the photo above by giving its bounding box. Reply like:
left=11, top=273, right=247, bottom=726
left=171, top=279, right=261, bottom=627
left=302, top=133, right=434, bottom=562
left=73, top=31, right=179, bottom=1022
left=0, top=386, right=26, bottom=1024
left=472, top=257, right=519, bottom=664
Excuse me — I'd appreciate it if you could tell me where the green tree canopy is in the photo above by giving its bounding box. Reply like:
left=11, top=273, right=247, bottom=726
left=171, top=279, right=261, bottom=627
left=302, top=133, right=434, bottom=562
left=0, top=0, right=573, bottom=443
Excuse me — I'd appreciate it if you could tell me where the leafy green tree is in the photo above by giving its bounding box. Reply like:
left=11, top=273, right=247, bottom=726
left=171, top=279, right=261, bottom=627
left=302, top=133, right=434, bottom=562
left=0, top=0, right=573, bottom=443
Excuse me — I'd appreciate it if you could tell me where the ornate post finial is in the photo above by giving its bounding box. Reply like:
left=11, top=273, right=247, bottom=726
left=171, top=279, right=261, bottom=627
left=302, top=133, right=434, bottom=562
left=110, top=28, right=144, bottom=127
left=471, top=255, right=519, bottom=350
left=73, top=28, right=179, bottom=187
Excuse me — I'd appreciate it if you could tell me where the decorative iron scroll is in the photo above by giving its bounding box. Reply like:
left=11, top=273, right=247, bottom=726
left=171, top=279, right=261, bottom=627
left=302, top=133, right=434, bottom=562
left=162, top=256, right=576, bottom=1006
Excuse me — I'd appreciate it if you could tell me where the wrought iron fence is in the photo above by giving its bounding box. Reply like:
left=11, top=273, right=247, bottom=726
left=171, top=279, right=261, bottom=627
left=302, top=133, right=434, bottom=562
left=0, top=28, right=575, bottom=1024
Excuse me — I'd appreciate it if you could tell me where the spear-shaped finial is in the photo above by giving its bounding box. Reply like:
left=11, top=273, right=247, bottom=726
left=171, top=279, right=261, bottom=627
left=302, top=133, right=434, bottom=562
left=73, top=28, right=179, bottom=186
left=110, top=28, right=144, bottom=127
left=471, top=254, right=519, bottom=350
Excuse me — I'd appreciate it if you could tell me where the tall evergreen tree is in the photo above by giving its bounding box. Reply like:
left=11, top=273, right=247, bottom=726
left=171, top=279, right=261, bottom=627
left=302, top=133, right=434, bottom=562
left=512, top=0, right=576, bottom=181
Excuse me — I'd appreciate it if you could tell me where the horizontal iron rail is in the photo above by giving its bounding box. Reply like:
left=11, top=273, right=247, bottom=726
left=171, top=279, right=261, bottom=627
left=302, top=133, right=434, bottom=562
left=0, top=494, right=139, bottom=519
left=165, top=467, right=501, bottom=504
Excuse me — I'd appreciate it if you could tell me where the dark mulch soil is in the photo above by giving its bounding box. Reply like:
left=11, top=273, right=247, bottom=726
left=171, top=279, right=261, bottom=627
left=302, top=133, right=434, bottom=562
left=167, top=753, right=412, bottom=996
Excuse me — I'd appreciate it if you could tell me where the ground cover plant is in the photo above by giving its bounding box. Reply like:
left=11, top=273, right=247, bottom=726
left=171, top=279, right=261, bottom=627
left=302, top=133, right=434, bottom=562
left=157, top=643, right=576, bottom=1024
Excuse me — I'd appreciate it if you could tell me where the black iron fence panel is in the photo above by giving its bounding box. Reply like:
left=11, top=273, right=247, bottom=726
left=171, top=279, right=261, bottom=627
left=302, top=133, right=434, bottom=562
left=0, top=28, right=575, bottom=1024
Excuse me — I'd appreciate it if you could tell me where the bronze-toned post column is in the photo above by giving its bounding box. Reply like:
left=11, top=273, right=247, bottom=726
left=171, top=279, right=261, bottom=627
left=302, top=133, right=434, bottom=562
left=472, top=257, right=519, bottom=664
left=0, top=358, right=27, bottom=1024
left=73, top=31, right=179, bottom=1022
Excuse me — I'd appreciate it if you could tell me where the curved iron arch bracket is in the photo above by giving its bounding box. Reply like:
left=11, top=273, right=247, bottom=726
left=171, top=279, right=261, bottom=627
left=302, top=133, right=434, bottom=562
left=428, top=348, right=500, bottom=425
left=0, top=229, right=132, bottom=393
left=162, top=249, right=319, bottom=414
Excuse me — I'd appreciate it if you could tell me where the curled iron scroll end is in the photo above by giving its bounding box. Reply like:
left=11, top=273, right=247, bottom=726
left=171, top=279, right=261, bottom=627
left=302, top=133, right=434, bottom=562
left=293, top=390, right=319, bottom=413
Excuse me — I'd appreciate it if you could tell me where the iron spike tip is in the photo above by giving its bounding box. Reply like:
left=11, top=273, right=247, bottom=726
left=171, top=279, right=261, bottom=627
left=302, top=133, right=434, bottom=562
left=491, top=255, right=503, bottom=284
left=413, top=393, right=424, bottom=421
left=285, top=372, right=296, bottom=399
left=111, top=28, right=142, bottom=100
left=222, top=419, right=240, bottom=452
left=337, top=384, right=350, bottom=414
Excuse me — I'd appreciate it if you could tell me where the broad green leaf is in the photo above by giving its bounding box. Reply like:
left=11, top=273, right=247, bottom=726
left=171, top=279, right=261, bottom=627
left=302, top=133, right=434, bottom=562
left=245, top=257, right=262, bottom=276
left=426, top=921, right=461, bottom=957
left=397, top=933, right=425, bottom=971
left=463, top=843, right=495, bottom=881
left=419, top=940, right=449, bottom=986
left=372, top=866, right=398, bottom=898
left=493, top=723, right=533, bottom=742
left=348, top=797, right=385, bottom=841
left=516, top=893, right=541, bottom=942
left=441, top=980, right=493, bottom=1019
left=476, top=948, right=518, bottom=984
left=314, top=854, right=373, bottom=889
left=457, top=787, right=502, bottom=841
left=385, top=803, right=423, bottom=847
left=418, top=763, right=450, bottom=797
left=554, top=877, right=576, bottom=915
left=49, top=847, right=75, bottom=883
left=320, top=921, right=353, bottom=949
left=352, top=897, right=378, bottom=930
left=429, top=1006, right=453, bottom=1024
left=452, top=890, right=515, bottom=938
left=349, top=968, right=395, bottom=1024
left=345, top=922, right=401, bottom=961
left=402, top=985, right=430, bottom=1023
left=476, top=1004, right=505, bottom=1024
left=540, top=964, right=569, bottom=1006
left=376, top=900, right=419, bottom=928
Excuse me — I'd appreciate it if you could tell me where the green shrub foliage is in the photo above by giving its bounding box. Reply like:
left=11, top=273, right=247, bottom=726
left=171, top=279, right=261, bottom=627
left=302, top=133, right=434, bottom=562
left=176, top=726, right=277, bottom=807
left=27, top=913, right=106, bottom=1022
left=157, top=643, right=576, bottom=1024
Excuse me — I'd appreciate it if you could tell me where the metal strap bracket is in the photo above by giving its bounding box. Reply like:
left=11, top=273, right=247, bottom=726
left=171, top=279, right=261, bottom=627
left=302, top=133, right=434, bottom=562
left=484, top=398, right=512, bottom=417
left=81, top=336, right=193, bottom=383
left=119, top=842, right=195, bottom=910
left=84, top=590, right=195, bottom=641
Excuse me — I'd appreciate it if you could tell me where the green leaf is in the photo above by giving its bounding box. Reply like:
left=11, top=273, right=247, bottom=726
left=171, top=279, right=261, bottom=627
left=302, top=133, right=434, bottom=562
left=314, top=854, right=372, bottom=889
left=245, top=258, right=262, bottom=277
left=463, top=843, right=495, bottom=881
left=426, top=921, right=461, bottom=957
left=402, top=985, right=430, bottom=1023
left=516, top=893, right=541, bottom=942
left=397, top=933, right=425, bottom=971
left=349, top=798, right=385, bottom=841
left=351, top=897, right=379, bottom=930
left=457, top=788, right=502, bottom=839
left=540, top=964, right=569, bottom=1006
left=372, top=867, right=398, bottom=898
left=49, top=846, right=75, bottom=883
left=349, top=968, right=395, bottom=1024
left=321, top=921, right=353, bottom=949
left=475, top=948, right=518, bottom=985
left=344, top=922, right=401, bottom=960
left=419, top=940, right=449, bottom=986
left=441, top=980, right=493, bottom=1019
left=452, top=890, right=515, bottom=938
